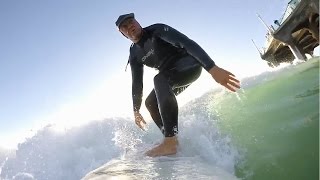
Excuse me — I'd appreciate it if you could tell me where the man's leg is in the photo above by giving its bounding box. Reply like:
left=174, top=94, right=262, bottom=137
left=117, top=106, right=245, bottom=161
left=145, top=85, right=191, bottom=136
left=145, top=56, right=202, bottom=157
left=153, top=73, right=179, bottom=137
left=145, top=73, right=179, bottom=157
left=145, top=90, right=164, bottom=135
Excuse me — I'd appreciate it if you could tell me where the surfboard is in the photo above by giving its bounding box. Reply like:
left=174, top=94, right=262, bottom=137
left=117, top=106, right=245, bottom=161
left=81, top=154, right=239, bottom=180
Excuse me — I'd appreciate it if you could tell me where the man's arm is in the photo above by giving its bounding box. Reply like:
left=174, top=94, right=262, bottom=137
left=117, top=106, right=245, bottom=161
left=152, top=23, right=215, bottom=71
left=130, top=55, right=144, bottom=112
left=151, top=23, right=241, bottom=92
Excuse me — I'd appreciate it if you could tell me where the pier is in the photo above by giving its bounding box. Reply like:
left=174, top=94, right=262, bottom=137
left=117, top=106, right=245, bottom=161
left=254, top=0, right=319, bottom=67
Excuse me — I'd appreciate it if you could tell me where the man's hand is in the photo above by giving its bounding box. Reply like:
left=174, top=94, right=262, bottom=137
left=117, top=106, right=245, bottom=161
left=209, top=65, right=241, bottom=92
left=134, top=111, right=147, bottom=130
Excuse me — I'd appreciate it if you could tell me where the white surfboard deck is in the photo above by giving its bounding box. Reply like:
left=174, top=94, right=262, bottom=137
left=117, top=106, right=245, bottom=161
left=82, top=151, right=239, bottom=180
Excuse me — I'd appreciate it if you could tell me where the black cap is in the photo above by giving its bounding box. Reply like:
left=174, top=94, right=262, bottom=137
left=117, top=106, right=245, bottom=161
left=115, top=13, right=134, bottom=28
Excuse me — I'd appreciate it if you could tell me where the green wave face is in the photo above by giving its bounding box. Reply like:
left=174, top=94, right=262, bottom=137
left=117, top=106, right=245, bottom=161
left=209, top=57, right=319, bottom=180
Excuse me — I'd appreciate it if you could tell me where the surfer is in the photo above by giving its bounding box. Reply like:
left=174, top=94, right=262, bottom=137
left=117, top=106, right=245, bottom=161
left=115, top=13, right=240, bottom=157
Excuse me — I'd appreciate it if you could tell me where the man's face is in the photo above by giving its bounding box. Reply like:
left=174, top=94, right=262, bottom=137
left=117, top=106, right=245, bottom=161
left=119, top=18, right=142, bottom=42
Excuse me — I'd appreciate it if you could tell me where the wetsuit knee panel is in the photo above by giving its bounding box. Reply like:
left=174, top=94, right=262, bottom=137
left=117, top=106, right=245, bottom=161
left=153, top=73, right=168, bottom=87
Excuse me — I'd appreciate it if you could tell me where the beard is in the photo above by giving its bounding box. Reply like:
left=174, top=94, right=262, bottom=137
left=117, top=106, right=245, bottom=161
left=129, top=28, right=142, bottom=42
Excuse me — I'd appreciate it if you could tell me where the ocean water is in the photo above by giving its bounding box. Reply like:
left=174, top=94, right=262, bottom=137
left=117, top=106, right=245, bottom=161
left=211, top=57, right=319, bottom=180
left=0, top=57, right=319, bottom=180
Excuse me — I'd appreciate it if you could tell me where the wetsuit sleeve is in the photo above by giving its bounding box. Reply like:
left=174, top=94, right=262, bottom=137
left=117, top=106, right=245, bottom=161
left=152, top=24, right=215, bottom=71
left=129, top=54, right=144, bottom=112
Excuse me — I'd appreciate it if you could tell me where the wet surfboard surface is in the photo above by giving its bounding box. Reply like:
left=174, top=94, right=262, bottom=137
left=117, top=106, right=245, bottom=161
left=82, top=148, right=239, bottom=180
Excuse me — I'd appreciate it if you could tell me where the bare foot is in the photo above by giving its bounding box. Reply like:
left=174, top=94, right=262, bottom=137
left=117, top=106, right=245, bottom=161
left=145, top=136, right=178, bottom=157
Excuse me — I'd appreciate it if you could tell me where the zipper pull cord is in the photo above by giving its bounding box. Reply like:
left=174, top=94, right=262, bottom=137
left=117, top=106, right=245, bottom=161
left=125, top=60, right=129, bottom=72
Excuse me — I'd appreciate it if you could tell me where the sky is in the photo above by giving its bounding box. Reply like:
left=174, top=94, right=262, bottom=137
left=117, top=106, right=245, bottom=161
left=0, top=0, right=308, bottom=149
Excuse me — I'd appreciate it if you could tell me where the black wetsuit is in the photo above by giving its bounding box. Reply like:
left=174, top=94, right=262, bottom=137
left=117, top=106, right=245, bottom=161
left=129, top=23, right=215, bottom=137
